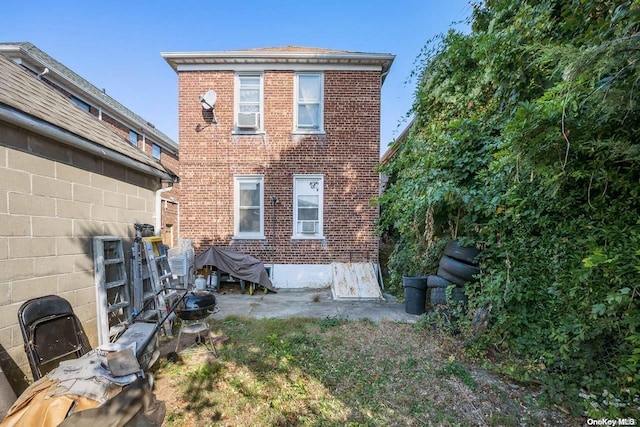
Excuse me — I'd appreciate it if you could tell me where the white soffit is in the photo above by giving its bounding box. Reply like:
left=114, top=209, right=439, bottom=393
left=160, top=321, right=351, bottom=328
left=175, top=63, right=383, bottom=72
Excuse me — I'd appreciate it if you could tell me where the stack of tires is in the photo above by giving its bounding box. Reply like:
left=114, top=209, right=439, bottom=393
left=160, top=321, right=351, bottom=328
left=427, top=240, right=480, bottom=307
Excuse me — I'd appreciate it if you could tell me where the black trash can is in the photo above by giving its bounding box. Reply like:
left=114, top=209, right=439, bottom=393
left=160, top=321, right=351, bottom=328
left=403, top=275, right=428, bottom=315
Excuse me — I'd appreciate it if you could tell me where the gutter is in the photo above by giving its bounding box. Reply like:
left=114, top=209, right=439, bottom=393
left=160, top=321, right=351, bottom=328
left=0, top=104, right=178, bottom=183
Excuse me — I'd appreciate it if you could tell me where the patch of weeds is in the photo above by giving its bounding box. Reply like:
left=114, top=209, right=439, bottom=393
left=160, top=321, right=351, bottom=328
left=437, top=355, right=477, bottom=389
left=488, top=413, right=518, bottom=426
left=221, top=316, right=244, bottom=327
left=187, top=362, right=223, bottom=381
left=164, top=409, right=193, bottom=427
left=319, top=315, right=345, bottom=330
left=288, top=331, right=317, bottom=346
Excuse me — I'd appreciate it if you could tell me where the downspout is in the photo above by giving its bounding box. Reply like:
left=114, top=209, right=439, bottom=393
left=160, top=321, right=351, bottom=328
left=155, top=186, right=174, bottom=237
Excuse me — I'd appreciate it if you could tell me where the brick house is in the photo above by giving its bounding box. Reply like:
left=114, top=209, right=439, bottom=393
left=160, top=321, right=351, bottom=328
left=162, top=46, right=394, bottom=288
left=0, top=42, right=180, bottom=247
left=0, top=55, right=177, bottom=392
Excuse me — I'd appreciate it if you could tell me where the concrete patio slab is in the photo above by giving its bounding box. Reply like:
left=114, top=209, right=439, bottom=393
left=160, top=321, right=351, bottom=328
left=209, top=287, right=420, bottom=323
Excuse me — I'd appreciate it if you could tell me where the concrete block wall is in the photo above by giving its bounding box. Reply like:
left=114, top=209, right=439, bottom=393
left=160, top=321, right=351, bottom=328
left=178, top=69, right=381, bottom=266
left=0, top=125, right=157, bottom=391
left=39, top=76, right=180, bottom=248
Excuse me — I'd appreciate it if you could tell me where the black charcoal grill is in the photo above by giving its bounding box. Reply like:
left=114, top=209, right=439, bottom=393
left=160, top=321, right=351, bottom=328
left=168, top=290, right=219, bottom=362
left=174, top=291, right=217, bottom=320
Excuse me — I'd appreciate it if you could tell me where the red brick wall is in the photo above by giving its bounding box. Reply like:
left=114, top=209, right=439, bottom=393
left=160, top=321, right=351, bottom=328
left=178, top=69, right=380, bottom=264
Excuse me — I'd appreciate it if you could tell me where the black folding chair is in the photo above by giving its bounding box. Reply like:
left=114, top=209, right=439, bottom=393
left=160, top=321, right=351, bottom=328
left=18, top=295, right=91, bottom=380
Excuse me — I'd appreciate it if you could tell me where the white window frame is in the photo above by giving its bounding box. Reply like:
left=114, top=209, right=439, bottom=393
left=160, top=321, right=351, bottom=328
left=152, top=143, right=161, bottom=160
left=234, top=73, right=263, bottom=133
left=234, top=175, right=265, bottom=239
left=292, top=174, right=324, bottom=239
left=293, top=73, right=324, bottom=133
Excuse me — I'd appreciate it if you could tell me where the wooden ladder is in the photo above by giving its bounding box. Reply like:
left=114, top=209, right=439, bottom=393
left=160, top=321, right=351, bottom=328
left=93, top=236, right=132, bottom=345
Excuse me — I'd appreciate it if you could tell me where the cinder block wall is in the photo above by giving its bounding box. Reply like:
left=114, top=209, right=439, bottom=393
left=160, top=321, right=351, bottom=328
left=178, top=70, right=381, bottom=264
left=0, top=122, right=157, bottom=392
left=41, top=77, right=180, bottom=248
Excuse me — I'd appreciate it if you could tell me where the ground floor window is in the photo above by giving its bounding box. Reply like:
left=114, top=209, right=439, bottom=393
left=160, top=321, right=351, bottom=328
left=234, top=175, right=264, bottom=239
left=293, top=175, right=323, bottom=239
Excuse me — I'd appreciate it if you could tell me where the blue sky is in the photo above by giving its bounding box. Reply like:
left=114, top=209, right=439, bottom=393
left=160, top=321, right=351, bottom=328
left=0, top=1, right=472, bottom=155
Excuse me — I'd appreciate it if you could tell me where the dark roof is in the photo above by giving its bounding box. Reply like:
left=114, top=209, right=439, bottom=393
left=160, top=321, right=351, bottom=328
left=379, top=118, right=415, bottom=166
left=239, top=45, right=357, bottom=53
left=0, top=42, right=178, bottom=153
left=0, top=55, right=175, bottom=179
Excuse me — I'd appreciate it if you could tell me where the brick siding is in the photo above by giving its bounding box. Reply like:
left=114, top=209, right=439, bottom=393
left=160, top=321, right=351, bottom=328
left=178, top=69, right=380, bottom=264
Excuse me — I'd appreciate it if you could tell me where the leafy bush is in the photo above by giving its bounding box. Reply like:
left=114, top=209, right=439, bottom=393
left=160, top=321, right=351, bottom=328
left=379, top=0, right=640, bottom=417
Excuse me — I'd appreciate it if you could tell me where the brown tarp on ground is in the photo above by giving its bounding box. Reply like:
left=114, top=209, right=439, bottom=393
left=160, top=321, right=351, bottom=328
left=195, top=247, right=277, bottom=293
left=0, top=377, right=164, bottom=427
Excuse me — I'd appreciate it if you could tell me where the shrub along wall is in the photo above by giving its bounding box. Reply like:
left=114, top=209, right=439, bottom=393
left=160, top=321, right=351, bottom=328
left=378, top=0, right=640, bottom=417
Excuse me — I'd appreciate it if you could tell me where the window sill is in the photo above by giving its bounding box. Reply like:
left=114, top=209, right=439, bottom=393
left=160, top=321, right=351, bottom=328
left=231, top=130, right=266, bottom=135
left=291, top=235, right=325, bottom=240
left=232, top=235, right=266, bottom=240
left=291, top=130, right=325, bottom=136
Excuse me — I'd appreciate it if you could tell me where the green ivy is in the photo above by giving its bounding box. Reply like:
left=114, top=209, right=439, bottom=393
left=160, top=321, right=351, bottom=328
left=379, top=0, right=640, bottom=417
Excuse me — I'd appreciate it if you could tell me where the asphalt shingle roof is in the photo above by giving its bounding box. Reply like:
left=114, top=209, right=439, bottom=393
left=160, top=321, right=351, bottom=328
left=0, top=55, right=175, bottom=178
left=0, top=42, right=177, bottom=152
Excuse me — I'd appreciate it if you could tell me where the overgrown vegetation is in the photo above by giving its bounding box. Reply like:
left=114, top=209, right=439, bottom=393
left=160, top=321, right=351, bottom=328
left=153, top=317, right=575, bottom=426
left=378, top=0, right=640, bottom=417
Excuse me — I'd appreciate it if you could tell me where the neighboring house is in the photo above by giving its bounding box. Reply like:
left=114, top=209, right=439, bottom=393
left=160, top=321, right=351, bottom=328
left=162, top=46, right=394, bottom=288
left=0, top=42, right=181, bottom=247
left=0, top=55, right=177, bottom=392
left=379, top=117, right=414, bottom=195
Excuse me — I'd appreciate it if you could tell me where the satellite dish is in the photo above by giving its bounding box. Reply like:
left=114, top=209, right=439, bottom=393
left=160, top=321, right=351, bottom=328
left=199, top=90, right=217, bottom=110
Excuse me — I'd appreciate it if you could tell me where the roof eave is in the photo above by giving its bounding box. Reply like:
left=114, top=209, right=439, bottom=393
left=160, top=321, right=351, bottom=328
left=161, top=51, right=395, bottom=84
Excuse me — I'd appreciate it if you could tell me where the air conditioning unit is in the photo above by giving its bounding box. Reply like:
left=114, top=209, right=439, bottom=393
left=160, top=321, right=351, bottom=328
left=237, top=112, right=259, bottom=129
left=299, top=221, right=318, bottom=234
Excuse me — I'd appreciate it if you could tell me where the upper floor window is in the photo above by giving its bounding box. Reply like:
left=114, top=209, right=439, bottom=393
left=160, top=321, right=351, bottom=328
left=235, top=73, right=263, bottom=132
left=234, top=175, right=264, bottom=239
left=152, top=143, right=161, bottom=160
left=293, top=175, right=323, bottom=239
left=71, top=96, right=90, bottom=113
left=294, top=73, right=323, bottom=133
left=129, top=130, right=139, bottom=146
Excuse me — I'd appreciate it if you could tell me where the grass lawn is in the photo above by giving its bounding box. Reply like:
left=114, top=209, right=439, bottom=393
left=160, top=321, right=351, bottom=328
left=151, top=316, right=580, bottom=426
